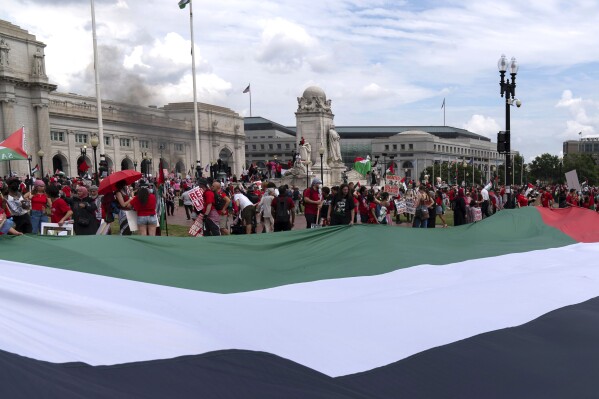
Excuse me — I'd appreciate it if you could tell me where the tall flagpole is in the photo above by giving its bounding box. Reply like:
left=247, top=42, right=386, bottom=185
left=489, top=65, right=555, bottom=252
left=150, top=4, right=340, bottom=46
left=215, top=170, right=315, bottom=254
left=90, top=0, right=106, bottom=177
left=441, top=98, right=446, bottom=126
left=249, top=88, right=252, bottom=117
left=188, top=0, right=202, bottom=179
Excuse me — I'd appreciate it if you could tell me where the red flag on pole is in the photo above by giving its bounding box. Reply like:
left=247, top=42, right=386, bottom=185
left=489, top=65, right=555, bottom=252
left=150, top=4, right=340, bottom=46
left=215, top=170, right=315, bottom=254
left=78, top=160, right=89, bottom=173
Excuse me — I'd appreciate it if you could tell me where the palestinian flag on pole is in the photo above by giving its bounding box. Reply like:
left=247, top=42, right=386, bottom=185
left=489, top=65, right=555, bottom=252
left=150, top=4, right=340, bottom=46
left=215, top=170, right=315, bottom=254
left=353, top=156, right=371, bottom=176
left=0, top=127, right=27, bottom=161
left=2, top=207, right=599, bottom=398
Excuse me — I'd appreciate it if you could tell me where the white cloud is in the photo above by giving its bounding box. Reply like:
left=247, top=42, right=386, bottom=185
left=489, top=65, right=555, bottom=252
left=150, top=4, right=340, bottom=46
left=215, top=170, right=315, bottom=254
left=361, top=83, right=392, bottom=100
left=2, top=0, right=599, bottom=159
left=555, top=90, right=599, bottom=138
left=255, top=18, right=318, bottom=72
left=463, top=115, right=500, bottom=138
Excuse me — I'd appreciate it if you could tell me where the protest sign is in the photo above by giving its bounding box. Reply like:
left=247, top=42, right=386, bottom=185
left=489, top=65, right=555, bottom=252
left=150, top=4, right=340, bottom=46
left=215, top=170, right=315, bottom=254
left=188, top=214, right=204, bottom=237
left=384, top=184, right=399, bottom=195
left=394, top=200, right=406, bottom=214
left=188, top=187, right=205, bottom=212
left=405, top=198, right=416, bottom=215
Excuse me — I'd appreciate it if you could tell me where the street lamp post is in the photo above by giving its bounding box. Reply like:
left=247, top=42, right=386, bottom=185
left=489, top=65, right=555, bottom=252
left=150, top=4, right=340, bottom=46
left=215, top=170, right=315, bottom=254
left=90, top=135, right=99, bottom=185
left=498, top=54, right=520, bottom=208
left=463, top=160, right=467, bottom=186
left=133, top=159, right=138, bottom=171
left=381, top=152, right=388, bottom=183
left=27, top=155, right=32, bottom=180
left=318, top=146, right=325, bottom=184
left=37, top=150, right=45, bottom=179
left=306, top=161, right=311, bottom=189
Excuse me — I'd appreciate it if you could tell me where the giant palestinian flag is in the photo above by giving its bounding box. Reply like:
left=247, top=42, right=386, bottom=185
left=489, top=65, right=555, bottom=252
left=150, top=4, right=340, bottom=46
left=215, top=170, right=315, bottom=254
left=2, top=207, right=599, bottom=398
left=0, top=127, right=27, bottom=161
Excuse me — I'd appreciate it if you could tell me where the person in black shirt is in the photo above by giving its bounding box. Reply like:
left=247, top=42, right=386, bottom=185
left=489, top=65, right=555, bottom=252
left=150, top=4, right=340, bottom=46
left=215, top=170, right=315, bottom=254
left=327, top=183, right=355, bottom=226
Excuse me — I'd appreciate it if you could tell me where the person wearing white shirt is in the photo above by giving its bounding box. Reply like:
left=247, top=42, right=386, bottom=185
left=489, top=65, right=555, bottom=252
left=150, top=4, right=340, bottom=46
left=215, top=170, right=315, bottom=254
left=233, top=187, right=255, bottom=234
left=481, top=183, right=492, bottom=218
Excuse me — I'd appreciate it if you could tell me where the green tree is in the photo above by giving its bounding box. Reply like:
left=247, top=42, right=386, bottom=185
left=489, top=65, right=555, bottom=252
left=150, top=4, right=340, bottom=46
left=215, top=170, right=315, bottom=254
left=562, top=153, right=599, bottom=185
left=528, top=153, right=560, bottom=184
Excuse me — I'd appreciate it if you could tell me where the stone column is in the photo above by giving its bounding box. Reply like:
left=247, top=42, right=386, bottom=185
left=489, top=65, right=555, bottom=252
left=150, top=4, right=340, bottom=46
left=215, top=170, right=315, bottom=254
left=0, top=99, right=16, bottom=176
left=33, top=103, right=50, bottom=177
left=113, top=135, right=121, bottom=172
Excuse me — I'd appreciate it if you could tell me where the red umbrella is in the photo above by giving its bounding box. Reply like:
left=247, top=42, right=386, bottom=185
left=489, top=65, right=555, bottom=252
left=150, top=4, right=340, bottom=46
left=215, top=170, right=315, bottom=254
left=98, top=170, right=142, bottom=195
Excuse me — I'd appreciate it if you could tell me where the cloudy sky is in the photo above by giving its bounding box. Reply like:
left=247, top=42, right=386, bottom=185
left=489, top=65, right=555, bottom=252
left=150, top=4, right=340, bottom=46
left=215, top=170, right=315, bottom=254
left=2, top=0, right=599, bottom=161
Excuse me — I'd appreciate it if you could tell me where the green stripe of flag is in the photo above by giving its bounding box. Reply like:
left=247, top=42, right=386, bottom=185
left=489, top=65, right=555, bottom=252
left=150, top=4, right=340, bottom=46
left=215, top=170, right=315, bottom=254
left=0, top=208, right=576, bottom=294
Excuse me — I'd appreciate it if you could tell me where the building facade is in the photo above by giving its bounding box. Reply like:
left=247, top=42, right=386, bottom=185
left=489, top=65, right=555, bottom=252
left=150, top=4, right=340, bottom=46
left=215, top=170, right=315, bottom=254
left=243, top=117, right=297, bottom=169
left=563, top=137, right=599, bottom=163
left=0, top=20, right=245, bottom=179
left=244, top=116, right=507, bottom=182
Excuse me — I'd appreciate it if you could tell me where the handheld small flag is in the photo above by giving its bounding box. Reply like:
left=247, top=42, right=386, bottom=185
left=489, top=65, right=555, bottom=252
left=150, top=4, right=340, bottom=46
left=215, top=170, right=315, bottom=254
left=31, top=164, right=39, bottom=175
left=353, top=157, right=371, bottom=176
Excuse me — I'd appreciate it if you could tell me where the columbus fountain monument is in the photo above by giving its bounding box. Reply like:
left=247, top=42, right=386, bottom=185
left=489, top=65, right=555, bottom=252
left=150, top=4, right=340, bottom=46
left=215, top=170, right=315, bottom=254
left=281, top=86, right=352, bottom=187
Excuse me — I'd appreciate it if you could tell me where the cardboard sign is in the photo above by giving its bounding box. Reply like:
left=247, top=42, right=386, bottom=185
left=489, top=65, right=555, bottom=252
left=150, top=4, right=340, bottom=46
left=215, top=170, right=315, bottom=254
left=405, top=198, right=416, bottom=215
left=188, top=214, right=204, bottom=237
left=565, top=170, right=581, bottom=192
left=41, top=222, right=73, bottom=236
left=394, top=200, right=406, bottom=214
left=384, top=184, right=399, bottom=195
left=188, top=187, right=205, bottom=212
left=472, top=207, right=482, bottom=222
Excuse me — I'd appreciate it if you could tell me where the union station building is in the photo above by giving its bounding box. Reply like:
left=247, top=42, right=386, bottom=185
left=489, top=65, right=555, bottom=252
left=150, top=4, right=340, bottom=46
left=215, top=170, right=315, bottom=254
left=0, top=20, right=245, bottom=179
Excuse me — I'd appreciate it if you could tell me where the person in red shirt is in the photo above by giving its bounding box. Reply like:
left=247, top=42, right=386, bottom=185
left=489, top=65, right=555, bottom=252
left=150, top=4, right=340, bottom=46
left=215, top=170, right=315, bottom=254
left=516, top=189, right=529, bottom=208
left=366, top=193, right=379, bottom=224
left=540, top=187, right=554, bottom=208
left=47, top=185, right=73, bottom=226
left=357, top=186, right=369, bottom=223
left=303, top=178, right=322, bottom=228
left=126, top=185, right=157, bottom=236
left=566, top=189, right=578, bottom=207
left=198, top=178, right=220, bottom=236
left=30, top=180, right=50, bottom=234
left=212, top=180, right=231, bottom=235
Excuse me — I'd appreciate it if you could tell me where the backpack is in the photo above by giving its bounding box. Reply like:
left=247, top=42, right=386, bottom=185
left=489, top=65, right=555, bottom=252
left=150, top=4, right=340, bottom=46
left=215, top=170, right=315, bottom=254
left=247, top=191, right=259, bottom=204
left=275, top=197, right=290, bottom=223
left=292, top=189, right=300, bottom=201
left=213, top=192, right=226, bottom=211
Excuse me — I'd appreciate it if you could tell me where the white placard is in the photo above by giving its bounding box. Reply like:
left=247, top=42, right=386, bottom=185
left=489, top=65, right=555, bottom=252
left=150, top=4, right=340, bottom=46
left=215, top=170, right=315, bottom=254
left=565, top=170, right=581, bottom=192
left=41, top=222, right=73, bottom=236
left=125, top=210, right=138, bottom=232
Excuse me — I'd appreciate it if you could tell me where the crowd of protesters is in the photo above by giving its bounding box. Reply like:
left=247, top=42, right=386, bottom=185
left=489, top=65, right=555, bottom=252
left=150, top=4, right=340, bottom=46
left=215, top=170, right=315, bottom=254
left=1, top=167, right=598, bottom=237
